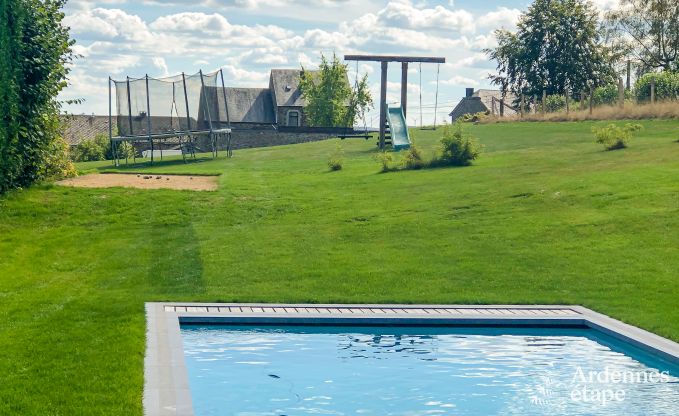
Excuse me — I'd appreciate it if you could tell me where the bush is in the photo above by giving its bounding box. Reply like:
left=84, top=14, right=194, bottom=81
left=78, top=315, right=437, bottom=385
left=401, top=143, right=425, bottom=170
left=432, top=122, right=482, bottom=166
left=327, top=144, right=344, bottom=171
left=544, top=95, right=567, bottom=113
left=592, top=123, right=642, bottom=151
left=592, top=84, right=632, bottom=106
left=117, top=141, right=135, bottom=164
left=0, top=0, right=75, bottom=193
left=71, top=134, right=110, bottom=162
left=635, top=72, right=679, bottom=102
left=460, top=111, right=489, bottom=122
left=373, top=151, right=393, bottom=172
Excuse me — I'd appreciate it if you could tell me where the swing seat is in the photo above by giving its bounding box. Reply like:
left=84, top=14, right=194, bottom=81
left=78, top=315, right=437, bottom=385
left=339, top=134, right=372, bottom=140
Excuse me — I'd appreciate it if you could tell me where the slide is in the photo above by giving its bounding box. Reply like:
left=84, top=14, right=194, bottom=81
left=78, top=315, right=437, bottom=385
left=386, top=105, right=411, bottom=151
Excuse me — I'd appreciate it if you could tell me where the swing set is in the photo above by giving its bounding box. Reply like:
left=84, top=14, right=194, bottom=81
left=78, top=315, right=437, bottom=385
left=344, top=55, right=445, bottom=149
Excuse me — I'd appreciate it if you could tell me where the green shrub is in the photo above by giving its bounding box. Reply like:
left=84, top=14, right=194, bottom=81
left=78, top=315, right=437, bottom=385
left=327, top=144, right=344, bottom=171
left=544, top=95, right=567, bottom=113
left=0, top=0, right=75, bottom=193
left=373, top=151, right=393, bottom=173
left=592, top=123, right=643, bottom=151
left=401, top=143, right=425, bottom=170
left=460, top=111, right=489, bottom=122
left=117, top=142, right=135, bottom=164
left=42, top=130, right=77, bottom=180
left=70, top=133, right=120, bottom=162
left=72, top=134, right=108, bottom=162
left=635, top=72, right=679, bottom=102
left=592, top=84, right=632, bottom=106
left=432, top=122, right=482, bottom=167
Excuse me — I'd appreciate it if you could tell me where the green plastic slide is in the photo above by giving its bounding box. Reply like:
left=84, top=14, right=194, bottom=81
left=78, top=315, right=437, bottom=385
left=386, top=105, right=411, bottom=150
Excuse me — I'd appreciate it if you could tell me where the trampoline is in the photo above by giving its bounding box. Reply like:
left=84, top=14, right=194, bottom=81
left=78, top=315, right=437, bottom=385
left=108, top=69, right=232, bottom=166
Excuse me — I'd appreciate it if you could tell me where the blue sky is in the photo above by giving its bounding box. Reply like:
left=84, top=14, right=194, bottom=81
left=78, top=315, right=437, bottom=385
left=61, top=0, right=617, bottom=125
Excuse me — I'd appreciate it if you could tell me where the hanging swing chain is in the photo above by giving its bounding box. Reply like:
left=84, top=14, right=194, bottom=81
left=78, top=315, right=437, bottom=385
left=419, top=63, right=423, bottom=128
left=433, top=63, right=440, bottom=128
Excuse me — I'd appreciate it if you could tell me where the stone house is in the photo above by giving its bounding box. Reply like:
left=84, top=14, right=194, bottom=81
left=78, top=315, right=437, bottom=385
left=449, top=88, right=518, bottom=121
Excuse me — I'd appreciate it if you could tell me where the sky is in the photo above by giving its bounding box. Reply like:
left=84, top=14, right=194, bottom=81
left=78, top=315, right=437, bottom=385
left=60, top=0, right=620, bottom=126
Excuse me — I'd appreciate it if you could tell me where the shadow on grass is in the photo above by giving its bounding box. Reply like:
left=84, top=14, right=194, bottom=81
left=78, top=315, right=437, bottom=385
left=146, top=221, right=206, bottom=297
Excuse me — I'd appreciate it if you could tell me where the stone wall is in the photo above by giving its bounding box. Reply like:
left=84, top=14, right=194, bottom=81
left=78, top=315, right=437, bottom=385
left=195, top=123, right=339, bottom=151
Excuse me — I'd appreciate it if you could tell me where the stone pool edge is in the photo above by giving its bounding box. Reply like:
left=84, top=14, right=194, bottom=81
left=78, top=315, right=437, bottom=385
left=143, top=303, right=679, bottom=416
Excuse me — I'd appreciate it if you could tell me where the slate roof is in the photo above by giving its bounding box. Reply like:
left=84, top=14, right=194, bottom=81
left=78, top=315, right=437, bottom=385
left=269, top=69, right=314, bottom=107
left=61, top=115, right=110, bottom=145
left=202, top=87, right=276, bottom=124
left=449, top=89, right=518, bottom=120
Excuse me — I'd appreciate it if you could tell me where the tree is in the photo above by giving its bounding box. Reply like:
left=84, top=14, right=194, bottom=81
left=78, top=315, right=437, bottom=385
left=485, top=0, right=615, bottom=102
left=607, top=0, right=679, bottom=72
left=0, top=0, right=75, bottom=193
left=299, top=53, right=373, bottom=127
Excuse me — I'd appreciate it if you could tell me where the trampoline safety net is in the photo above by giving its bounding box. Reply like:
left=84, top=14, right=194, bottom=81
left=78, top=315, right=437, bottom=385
left=112, top=70, right=230, bottom=137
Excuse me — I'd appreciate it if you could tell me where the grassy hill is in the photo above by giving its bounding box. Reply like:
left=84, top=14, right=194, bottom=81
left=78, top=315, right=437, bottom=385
left=1, top=120, right=678, bottom=414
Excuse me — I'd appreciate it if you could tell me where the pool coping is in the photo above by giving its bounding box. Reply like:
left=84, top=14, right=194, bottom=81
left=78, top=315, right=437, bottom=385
left=143, top=303, right=679, bottom=416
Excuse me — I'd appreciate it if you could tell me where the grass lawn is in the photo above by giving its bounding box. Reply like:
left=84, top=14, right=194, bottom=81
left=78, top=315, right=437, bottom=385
left=1, top=120, right=678, bottom=414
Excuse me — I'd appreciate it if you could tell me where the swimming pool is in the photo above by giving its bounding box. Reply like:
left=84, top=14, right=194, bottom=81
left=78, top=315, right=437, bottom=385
left=180, top=325, right=679, bottom=415
left=144, top=304, right=679, bottom=416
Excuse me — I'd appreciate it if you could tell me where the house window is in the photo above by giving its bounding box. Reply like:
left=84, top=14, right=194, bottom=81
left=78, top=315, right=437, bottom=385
left=287, top=110, right=300, bottom=127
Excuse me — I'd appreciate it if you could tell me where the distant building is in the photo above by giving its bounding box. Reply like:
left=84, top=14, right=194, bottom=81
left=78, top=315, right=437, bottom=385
left=62, top=68, right=352, bottom=151
left=449, top=88, right=518, bottom=121
left=204, top=68, right=341, bottom=129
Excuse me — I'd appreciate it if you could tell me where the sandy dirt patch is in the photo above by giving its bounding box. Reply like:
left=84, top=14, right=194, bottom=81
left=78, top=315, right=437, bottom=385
left=57, top=173, right=219, bottom=191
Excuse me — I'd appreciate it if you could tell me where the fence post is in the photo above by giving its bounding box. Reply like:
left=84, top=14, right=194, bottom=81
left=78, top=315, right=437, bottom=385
left=626, top=60, right=631, bottom=90
left=500, top=98, right=505, bottom=117
left=618, top=77, right=625, bottom=108
left=542, top=89, right=546, bottom=116
left=589, top=87, right=594, bottom=115
left=565, top=87, right=569, bottom=115
left=651, top=77, right=656, bottom=104
left=520, top=94, right=525, bottom=118
left=580, top=90, right=586, bottom=112
left=533, top=95, right=538, bottom=114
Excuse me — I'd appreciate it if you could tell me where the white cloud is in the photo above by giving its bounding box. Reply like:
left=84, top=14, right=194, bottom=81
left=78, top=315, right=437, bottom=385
left=377, top=1, right=475, bottom=32
left=60, top=0, right=525, bottom=123
left=440, top=75, right=479, bottom=86
left=152, top=57, right=169, bottom=77
left=477, top=7, right=522, bottom=30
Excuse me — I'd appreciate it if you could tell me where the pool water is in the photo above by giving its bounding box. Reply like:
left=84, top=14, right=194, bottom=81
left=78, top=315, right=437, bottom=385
left=180, top=325, right=679, bottom=415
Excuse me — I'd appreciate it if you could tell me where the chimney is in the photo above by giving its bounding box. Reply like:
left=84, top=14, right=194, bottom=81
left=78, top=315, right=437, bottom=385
left=465, top=88, right=475, bottom=98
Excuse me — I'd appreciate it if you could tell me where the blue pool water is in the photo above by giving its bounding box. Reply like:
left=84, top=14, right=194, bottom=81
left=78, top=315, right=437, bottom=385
left=180, top=325, right=679, bottom=415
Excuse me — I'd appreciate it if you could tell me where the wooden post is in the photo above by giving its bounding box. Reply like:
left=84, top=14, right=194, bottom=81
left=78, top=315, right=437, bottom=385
left=542, top=89, right=546, bottom=116
left=400, top=62, right=408, bottom=118
left=499, top=98, right=505, bottom=117
left=565, top=87, right=569, bottom=115
left=520, top=94, right=525, bottom=118
left=618, top=77, right=625, bottom=108
left=534, top=95, right=538, bottom=114
left=651, top=77, right=656, bottom=104
left=626, top=60, right=631, bottom=90
left=379, top=61, right=388, bottom=149
left=580, top=90, right=586, bottom=112
left=589, top=87, right=594, bottom=115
